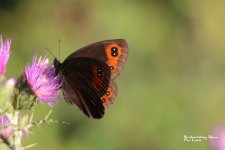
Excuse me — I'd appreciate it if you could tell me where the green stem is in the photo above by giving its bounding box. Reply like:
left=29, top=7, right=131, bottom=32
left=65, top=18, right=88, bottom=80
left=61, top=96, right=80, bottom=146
left=12, top=110, right=22, bottom=150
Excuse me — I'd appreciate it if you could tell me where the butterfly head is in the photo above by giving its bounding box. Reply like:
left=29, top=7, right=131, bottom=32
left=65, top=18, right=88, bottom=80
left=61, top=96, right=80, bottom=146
left=53, top=58, right=61, bottom=74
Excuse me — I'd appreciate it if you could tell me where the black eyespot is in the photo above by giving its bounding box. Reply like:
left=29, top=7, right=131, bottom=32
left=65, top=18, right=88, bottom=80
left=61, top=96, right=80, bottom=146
left=97, top=68, right=102, bottom=77
left=110, top=66, right=114, bottom=70
left=106, top=91, right=110, bottom=96
left=111, top=47, right=118, bottom=52
left=111, top=47, right=118, bottom=57
left=101, top=98, right=106, bottom=103
left=111, top=52, right=118, bottom=57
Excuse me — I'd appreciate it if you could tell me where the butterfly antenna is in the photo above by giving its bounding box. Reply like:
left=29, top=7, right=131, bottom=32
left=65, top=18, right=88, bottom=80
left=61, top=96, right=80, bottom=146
left=44, top=47, right=56, bottom=58
left=58, top=39, right=61, bottom=61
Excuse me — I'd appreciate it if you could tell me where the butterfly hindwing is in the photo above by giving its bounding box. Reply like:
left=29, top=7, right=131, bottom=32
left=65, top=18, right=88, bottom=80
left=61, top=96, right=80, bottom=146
left=56, top=57, right=111, bottom=119
left=101, top=80, right=117, bottom=110
left=65, top=39, right=129, bottom=79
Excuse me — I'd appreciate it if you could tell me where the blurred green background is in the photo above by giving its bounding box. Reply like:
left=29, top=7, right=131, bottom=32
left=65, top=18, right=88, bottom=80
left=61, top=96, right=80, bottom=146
left=1, top=0, right=225, bottom=149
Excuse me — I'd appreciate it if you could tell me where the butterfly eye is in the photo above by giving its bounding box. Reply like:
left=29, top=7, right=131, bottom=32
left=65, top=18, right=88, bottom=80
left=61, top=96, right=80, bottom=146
left=111, top=47, right=118, bottom=57
left=63, top=71, right=68, bottom=76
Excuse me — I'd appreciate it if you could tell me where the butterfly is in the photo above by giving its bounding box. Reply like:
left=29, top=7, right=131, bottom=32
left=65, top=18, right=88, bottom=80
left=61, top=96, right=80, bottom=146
left=54, top=39, right=129, bottom=119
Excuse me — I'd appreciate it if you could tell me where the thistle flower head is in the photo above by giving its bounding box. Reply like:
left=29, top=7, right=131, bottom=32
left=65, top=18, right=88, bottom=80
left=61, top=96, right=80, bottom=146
left=23, top=54, right=61, bottom=106
left=0, top=115, right=13, bottom=139
left=0, top=35, right=12, bottom=76
left=0, top=115, right=10, bottom=126
left=210, top=126, right=225, bottom=150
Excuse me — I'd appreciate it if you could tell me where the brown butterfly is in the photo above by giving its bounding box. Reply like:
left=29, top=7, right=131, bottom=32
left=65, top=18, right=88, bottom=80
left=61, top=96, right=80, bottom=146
left=54, top=39, right=129, bottom=119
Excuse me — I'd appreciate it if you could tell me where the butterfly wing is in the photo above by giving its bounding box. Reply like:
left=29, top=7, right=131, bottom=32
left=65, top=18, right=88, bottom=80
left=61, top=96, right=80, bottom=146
left=65, top=39, right=129, bottom=79
left=101, top=80, right=117, bottom=110
left=58, top=57, right=111, bottom=119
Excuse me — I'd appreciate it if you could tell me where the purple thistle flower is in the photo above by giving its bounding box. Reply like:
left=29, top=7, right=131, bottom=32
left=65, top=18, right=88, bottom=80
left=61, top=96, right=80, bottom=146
left=23, top=54, right=61, bottom=106
left=0, top=35, right=12, bottom=76
left=0, top=115, right=10, bottom=126
left=210, top=126, right=225, bottom=150
left=0, top=115, right=13, bottom=139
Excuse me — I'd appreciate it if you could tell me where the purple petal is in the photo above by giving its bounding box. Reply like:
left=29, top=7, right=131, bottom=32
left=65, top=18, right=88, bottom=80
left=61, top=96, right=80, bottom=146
left=0, top=35, right=11, bottom=76
left=0, top=127, right=13, bottom=139
left=210, top=126, right=225, bottom=150
left=23, top=53, right=61, bottom=105
left=0, top=115, right=13, bottom=139
left=0, top=115, right=11, bottom=126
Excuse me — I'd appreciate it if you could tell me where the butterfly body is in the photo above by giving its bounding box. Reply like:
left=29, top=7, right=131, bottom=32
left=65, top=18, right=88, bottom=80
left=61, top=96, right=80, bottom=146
left=54, top=39, right=128, bottom=119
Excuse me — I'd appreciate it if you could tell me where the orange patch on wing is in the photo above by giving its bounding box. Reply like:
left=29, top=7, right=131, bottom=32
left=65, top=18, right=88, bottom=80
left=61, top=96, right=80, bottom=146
left=105, top=43, right=122, bottom=73
left=101, top=87, right=113, bottom=108
left=101, top=85, right=115, bottom=109
left=91, top=66, right=103, bottom=93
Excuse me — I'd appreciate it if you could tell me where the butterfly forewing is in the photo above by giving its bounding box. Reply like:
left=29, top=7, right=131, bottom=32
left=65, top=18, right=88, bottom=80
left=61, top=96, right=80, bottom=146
left=65, top=39, right=128, bottom=79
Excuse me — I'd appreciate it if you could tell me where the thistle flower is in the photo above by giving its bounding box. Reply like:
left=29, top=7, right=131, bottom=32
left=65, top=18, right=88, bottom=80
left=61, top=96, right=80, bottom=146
left=0, top=115, right=13, bottom=139
left=0, top=35, right=11, bottom=77
left=23, top=54, right=61, bottom=106
left=210, top=126, right=225, bottom=150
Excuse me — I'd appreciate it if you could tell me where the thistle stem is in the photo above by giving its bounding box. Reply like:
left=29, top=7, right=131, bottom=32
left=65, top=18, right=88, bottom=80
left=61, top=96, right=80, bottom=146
left=12, top=110, right=22, bottom=150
